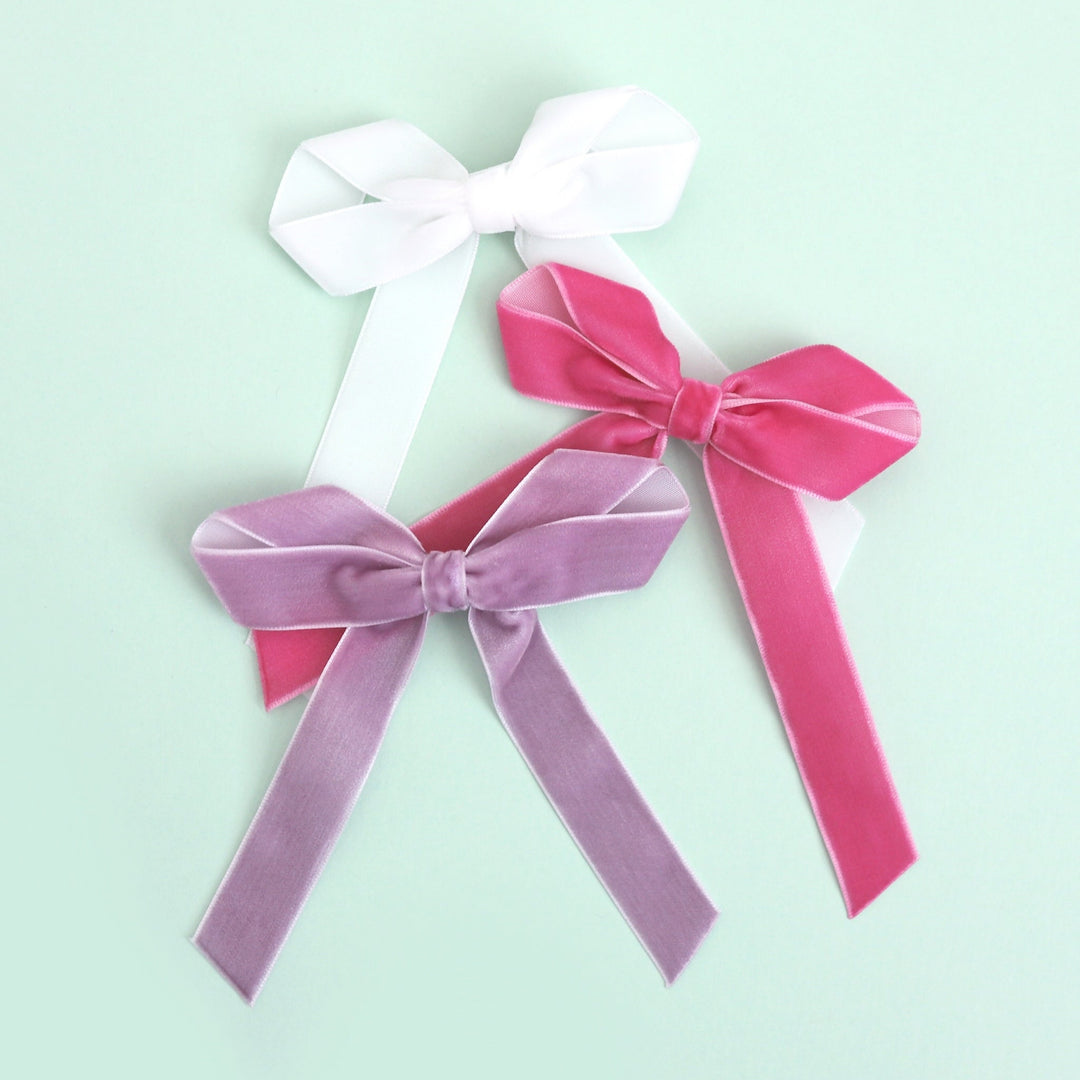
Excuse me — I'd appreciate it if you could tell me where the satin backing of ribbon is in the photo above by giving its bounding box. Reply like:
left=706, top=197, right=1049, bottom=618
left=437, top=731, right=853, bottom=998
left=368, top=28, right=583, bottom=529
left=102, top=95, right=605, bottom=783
left=194, top=451, right=717, bottom=1001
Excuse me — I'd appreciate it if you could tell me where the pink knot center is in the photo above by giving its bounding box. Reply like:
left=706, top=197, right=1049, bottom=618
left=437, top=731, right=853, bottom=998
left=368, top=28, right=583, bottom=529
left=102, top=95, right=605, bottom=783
left=421, top=550, right=469, bottom=613
left=666, top=378, right=724, bottom=444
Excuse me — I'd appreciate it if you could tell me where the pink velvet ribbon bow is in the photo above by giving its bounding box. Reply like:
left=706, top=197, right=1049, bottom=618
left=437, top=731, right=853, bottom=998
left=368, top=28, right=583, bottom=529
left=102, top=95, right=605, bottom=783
left=498, top=264, right=922, bottom=914
left=254, top=263, right=921, bottom=918
left=194, top=450, right=716, bottom=1001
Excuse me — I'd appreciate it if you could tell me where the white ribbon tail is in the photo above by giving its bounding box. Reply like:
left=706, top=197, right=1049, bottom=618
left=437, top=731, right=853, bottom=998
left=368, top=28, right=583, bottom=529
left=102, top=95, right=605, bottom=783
left=306, top=237, right=478, bottom=504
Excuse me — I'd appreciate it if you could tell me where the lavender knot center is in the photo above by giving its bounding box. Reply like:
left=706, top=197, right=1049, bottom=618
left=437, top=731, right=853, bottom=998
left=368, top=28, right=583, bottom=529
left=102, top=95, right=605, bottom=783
left=667, top=378, right=724, bottom=445
left=421, top=550, right=469, bottom=613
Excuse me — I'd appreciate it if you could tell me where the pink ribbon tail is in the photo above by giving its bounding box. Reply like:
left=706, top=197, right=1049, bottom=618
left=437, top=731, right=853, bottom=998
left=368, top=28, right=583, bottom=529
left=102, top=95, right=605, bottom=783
left=704, top=450, right=916, bottom=914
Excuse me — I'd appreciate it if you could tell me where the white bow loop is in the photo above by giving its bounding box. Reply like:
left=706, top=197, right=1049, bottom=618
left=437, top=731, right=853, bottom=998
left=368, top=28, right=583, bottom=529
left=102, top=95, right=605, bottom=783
left=509, top=86, right=699, bottom=237
left=270, top=88, right=699, bottom=297
left=269, top=120, right=471, bottom=297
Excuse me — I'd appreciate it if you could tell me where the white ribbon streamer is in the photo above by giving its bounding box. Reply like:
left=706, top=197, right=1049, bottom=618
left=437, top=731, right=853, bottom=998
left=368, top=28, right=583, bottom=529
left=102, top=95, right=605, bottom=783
left=269, top=86, right=861, bottom=584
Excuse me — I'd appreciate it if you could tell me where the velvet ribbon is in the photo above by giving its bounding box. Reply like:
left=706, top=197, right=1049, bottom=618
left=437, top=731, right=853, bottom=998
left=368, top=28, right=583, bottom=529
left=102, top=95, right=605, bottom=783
left=268, top=87, right=864, bottom=575
left=256, top=89, right=870, bottom=704
left=270, top=86, right=698, bottom=504
left=192, top=450, right=717, bottom=1002
left=257, top=264, right=921, bottom=916
left=493, top=265, right=922, bottom=914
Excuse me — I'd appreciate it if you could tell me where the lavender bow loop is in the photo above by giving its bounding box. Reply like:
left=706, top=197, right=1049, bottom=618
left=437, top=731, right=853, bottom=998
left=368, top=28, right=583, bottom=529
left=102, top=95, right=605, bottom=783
left=465, top=451, right=690, bottom=611
left=192, top=486, right=426, bottom=630
left=191, top=450, right=715, bottom=1000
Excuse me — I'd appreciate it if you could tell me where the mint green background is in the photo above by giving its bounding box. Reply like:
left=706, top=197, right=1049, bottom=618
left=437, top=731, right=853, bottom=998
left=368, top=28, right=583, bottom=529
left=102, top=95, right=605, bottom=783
left=3, top=2, right=1077, bottom=1077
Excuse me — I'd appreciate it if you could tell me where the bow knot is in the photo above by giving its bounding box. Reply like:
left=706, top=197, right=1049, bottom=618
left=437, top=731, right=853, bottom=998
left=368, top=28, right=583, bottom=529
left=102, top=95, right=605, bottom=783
left=464, top=163, right=517, bottom=234
left=667, top=378, right=724, bottom=444
left=421, top=549, right=469, bottom=612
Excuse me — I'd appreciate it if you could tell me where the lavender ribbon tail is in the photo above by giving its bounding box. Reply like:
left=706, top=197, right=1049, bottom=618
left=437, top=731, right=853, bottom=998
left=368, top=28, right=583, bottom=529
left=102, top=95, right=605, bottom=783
left=193, top=621, right=425, bottom=1002
left=190, top=452, right=713, bottom=998
left=471, top=607, right=717, bottom=983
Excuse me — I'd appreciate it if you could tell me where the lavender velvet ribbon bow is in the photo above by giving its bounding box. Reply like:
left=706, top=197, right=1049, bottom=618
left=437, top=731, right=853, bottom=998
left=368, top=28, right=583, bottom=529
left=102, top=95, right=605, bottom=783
left=192, top=450, right=717, bottom=1001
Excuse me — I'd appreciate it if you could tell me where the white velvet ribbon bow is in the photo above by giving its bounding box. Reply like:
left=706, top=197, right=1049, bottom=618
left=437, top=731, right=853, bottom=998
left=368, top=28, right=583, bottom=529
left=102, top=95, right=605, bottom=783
left=269, top=86, right=862, bottom=582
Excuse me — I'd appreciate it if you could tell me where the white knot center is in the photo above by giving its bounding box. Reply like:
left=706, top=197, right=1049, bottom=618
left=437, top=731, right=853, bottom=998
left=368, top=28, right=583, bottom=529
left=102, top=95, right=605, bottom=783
left=464, top=163, right=517, bottom=234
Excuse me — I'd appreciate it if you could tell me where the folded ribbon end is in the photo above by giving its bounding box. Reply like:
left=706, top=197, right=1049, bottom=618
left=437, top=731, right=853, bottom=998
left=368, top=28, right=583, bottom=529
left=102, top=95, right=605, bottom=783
left=655, top=897, right=719, bottom=986
left=253, top=627, right=341, bottom=710
left=843, top=838, right=918, bottom=919
left=191, top=932, right=260, bottom=1006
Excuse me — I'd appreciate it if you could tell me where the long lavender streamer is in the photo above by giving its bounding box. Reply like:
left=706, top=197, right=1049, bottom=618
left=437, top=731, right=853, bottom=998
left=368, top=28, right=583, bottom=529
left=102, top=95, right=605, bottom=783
left=191, top=450, right=717, bottom=1001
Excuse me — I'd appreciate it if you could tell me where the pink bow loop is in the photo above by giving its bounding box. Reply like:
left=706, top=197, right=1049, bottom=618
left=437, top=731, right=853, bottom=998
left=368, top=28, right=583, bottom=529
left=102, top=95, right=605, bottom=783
left=499, top=262, right=682, bottom=432
left=714, top=345, right=921, bottom=500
